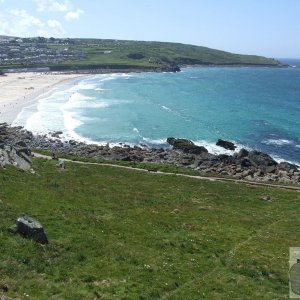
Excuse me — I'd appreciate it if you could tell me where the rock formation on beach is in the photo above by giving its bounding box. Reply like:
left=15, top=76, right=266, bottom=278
left=216, top=139, right=236, bottom=150
left=0, top=124, right=32, bottom=170
left=0, top=124, right=299, bottom=184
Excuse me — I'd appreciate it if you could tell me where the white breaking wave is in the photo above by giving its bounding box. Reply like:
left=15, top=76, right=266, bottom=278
left=93, top=73, right=132, bottom=83
left=162, top=105, right=172, bottom=112
left=269, top=154, right=300, bottom=167
left=62, top=110, right=84, bottom=140
left=193, top=140, right=246, bottom=155
left=133, top=127, right=140, bottom=133
left=262, top=139, right=294, bottom=146
left=64, top=92, right=110, bottom=109
left=142, top=137, right=167, bottom=145
left=95, top=88, right=109, bottom=91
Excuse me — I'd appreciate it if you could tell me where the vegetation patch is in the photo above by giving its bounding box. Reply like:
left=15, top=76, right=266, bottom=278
left=0, top=36, right=279, bottom=72
left=0, top=158, right=299, bottom=299
left=127, top=53, right=146, bottom=60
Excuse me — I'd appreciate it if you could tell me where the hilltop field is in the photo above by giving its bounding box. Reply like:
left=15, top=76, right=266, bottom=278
left=0, top=36, right=279, bottom=72
left=0, top=157, right=299, bottom=299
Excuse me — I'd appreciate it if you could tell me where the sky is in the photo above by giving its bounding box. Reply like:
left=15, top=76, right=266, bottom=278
left=0, top=0, right=299, bottom=58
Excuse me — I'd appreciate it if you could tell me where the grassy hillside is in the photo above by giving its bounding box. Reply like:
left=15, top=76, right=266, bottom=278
left=1, top=36, right=279, bottom=72
left=0, top=158, right=299, bottom=299
left=48, top=39, right=279, bottom=71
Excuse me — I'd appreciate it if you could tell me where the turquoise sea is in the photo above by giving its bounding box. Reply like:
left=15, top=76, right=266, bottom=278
left=14, top=62, right=300, bottom=165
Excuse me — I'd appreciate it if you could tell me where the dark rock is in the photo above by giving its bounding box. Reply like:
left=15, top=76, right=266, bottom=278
left=179, top=155, right=195, bottom=166
left=14, top=140, right=31, bottom=157
left=15, top=216, right=48, bottom=244
left=216, top=139, right=236, bottom=150
left=14, top=140, right=28, bottom=148
left=265, top=165, right=277, bottom=173
left=167, top=138, right=208, bottom=154
left=238, top=158, right=252, bottom=168
left=247, top=150, right=277, bottom=169
left=166, top=137, right=176, bottom=146
left=69, top=140, right=77, bottom=145
left=217, top=154, right=237, bottom=165
left=277, top=162, right=299, bottom=172
left=51, top=131, right=63, bottom=138
left=236, top=148, right=249, bottom=158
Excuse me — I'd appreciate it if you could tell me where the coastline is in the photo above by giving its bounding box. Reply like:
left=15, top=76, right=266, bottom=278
left=1, top=67, right=299, bottom=168
left=0, top=72, right=87, bottom=124
left=1, top=125, right=299, bottom=185
left=0, top=62, right=288, bottom=125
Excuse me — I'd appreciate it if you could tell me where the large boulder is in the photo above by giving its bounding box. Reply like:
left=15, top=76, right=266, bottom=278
left=167, top=138, right=208, bottom=155
left=277, top=161, right=299, bottom=172
left=216, top=139, right=236, bottom=150
left=0, top=144, right=32, bottom=171
left=217, top=154, right=237, bottom=165
left=236, top=148, right=249, bottom=158
left=14, top=216, right=48, bottom=244
left=247, top=150, right=277, bottom=169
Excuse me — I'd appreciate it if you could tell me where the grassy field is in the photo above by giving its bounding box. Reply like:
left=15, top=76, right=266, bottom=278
left=0, top=158, right=299, bottom=299
left=1, top=38, right=279, bottom=72
left=47, top=40, right=280, bottom=71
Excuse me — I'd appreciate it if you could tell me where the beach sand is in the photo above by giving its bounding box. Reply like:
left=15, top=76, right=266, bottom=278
left=0, top=72, right=85, bottom=124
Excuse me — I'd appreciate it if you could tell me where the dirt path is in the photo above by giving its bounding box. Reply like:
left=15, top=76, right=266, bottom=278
left=32, top=152, right=300, bottom=192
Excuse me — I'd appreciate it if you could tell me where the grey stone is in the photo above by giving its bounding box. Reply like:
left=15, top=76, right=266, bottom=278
left=236, top=148, right=249, bottom=158
left=167, top=137, right=208, bottom=154
left=15, top=216, right=48, bottom=244
left=216, top=139, right=236, bottom=150
left=259, top=195, right=272, bottom=202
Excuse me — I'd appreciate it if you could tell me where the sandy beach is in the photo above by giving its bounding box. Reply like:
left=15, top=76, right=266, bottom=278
left=0, top=72, right=85, bottom=124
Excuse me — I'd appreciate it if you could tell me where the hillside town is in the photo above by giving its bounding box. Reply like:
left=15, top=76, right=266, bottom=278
left=0, top=36, right=86, bottom=67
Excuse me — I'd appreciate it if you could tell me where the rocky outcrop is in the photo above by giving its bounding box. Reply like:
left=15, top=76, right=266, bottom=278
left=216, top=139, right=236, bottom=150
left=0, top=142, right=32, bottom=171
left=0, top=125, right=299, bottom=185
left=247, top=150, right=277, bottom=172
left=0, top=123, right=33, bottom=170
left=167, top=138, right=208, bottom=155
left=12, top=216, right=48, bottom=244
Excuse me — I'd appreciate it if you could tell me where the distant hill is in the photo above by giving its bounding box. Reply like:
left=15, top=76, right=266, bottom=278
left=0, top=36, right=280, bottom=72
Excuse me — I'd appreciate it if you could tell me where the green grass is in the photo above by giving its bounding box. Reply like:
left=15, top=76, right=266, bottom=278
left=52, top=40, right=279, bottom=69
left=32, top=149, right=202, bottom=176
left=0, top=158, right=299, bottom=299
left=0, top=39, right=279, bottom=72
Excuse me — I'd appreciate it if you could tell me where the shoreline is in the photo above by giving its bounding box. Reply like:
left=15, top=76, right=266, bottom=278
left=0, top=72, right=87, bottom=124
left=1, top=67, right=299, bottom=168
left=0, top=62, right=290, bottom=125
left=1, top=125, right=299, bottom=185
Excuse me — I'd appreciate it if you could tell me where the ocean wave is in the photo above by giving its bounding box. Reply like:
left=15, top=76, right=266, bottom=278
left=68, top=78, right=98, bottom=92
left=142, top=137, right=168, bottom=145
left=262, top=139, right=294, bottom=146
left=161, top=105, right=172, bottom=112
left=193, top=140, right=246, bottom=155
left=64, top=92, right=110, bottom=109
left=93, top=73, right=132, bottom=82
left=133, top=127, right=140, bottom=133
left=95, top=88, right=109, bottom=91
left=62, top=110, right=84, bottom=138
left=268, top=154, right=300, bottom=167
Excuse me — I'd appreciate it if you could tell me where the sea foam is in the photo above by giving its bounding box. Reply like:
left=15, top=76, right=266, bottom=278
left=12, top=67, right=300, bottom=165
left=262, top=139, right=294, bottom=146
